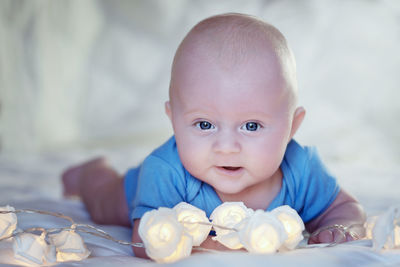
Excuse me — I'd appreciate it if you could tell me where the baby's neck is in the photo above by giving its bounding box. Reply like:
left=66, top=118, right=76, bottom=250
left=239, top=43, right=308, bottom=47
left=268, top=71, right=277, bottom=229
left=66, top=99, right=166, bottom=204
left=216, top=168, right=283, bottom=211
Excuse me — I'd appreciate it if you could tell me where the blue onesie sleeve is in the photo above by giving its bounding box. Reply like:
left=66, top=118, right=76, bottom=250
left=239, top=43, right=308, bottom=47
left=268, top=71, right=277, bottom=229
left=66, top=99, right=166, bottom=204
left=131, top=155, right=187, bottom=221
left=299, top=147, right=340, bottom=221
left=268, top=140, right=340, bottom=223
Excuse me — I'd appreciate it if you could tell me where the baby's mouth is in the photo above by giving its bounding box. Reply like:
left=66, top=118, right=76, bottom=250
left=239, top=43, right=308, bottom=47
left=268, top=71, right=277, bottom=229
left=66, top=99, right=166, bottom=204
left=219, top=166, right=242, bottom=171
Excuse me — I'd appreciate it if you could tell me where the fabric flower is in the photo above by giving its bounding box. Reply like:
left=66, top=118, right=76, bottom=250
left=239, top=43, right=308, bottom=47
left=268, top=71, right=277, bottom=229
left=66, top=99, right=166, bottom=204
left=49, top=229, right=90, bottom=262
left=271, top=205, right=305, bottom=249
left=139, top=207, right=192, bottom=263
left=210, top=202, right=254, bottom=249
left=154, top=233, right=193, bottom=264
left=13, top=232, right=56, bottom=265
left=173, top=202, right=211, bottom=246
left=238, top=210, right=287, bottom=254
left=210, top=224, right=245, bottom=250
left=372, top=206, right=400, bottom=249
left=364, top=215, right=378, bottom=239
left=0, top=205, right=17, bottom=239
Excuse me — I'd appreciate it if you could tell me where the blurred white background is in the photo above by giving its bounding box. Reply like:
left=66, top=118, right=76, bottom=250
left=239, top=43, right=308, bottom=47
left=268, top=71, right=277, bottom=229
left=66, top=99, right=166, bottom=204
left=0, top=0, right=399, bottom=211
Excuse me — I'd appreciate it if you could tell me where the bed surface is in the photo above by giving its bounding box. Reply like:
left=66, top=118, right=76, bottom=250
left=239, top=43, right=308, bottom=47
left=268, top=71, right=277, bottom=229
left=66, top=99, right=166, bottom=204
left=1, top=0, right=400, bottom=266
left=0, top=149, right=400, bottom=266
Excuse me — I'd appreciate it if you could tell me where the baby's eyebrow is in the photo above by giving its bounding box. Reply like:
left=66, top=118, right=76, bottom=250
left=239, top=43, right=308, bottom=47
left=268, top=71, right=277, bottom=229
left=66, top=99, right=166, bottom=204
left=183, top=110, right=274, bottom=121
left=183, top=109, right=209, bottom=117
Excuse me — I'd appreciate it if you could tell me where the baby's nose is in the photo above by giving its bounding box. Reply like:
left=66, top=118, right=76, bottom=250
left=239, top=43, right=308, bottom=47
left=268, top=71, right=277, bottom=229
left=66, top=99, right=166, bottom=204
left=212, top=131, right=241, bottom=154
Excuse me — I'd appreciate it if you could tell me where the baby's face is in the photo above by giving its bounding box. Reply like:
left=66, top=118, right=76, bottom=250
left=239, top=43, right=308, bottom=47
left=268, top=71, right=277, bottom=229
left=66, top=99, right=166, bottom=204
left=166, top=49, right=298, bottom=198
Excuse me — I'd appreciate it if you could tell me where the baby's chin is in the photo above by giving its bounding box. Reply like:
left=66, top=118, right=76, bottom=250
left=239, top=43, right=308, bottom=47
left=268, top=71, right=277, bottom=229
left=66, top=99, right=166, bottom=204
left=188, top=168, right=251, bottom=196
left=211, top=180, right=250, bottom=198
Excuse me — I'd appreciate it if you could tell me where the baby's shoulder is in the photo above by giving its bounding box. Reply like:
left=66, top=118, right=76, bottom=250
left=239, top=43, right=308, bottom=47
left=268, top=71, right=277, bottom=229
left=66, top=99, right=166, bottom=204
left=285, top=139, right=315, bottom=160
left=284, top=139, right=320, bottom=173
left=141, top=136, right=187, bottom=180
left=146, top=136, right=181, bottom=165
left=140, top=136, right=201, bottom=198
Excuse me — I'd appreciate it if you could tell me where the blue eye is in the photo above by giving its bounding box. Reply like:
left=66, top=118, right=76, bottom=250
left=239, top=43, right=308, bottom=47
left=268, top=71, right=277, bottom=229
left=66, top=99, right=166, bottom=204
left=242, top=122, right=260, bottom=131
left=196, top=121, right=214, bottom=130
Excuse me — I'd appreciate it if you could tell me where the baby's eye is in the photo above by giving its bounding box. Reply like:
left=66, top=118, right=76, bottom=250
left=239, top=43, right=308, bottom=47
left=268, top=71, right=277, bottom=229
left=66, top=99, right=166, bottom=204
left=241, top=122, right=261, bottom=132
left=195, top=121, right=215, bottom=130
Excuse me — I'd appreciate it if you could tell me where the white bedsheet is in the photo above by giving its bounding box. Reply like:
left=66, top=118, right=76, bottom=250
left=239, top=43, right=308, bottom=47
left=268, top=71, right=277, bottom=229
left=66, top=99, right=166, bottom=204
left=1, top=152, right=400, bottom=266
left=1, top=0, right=400, bottom=265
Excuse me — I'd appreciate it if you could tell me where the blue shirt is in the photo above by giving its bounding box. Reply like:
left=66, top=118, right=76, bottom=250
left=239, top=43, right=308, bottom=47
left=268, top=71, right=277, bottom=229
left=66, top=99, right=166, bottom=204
left=124, top=136, right=339, bottom=224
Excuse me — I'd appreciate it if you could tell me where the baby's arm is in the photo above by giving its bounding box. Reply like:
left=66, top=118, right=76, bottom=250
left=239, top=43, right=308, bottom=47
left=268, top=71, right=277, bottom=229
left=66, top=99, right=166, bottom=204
left=132, top=219, right=148, bottom=259
left=306, top=189, right=366, bottom=244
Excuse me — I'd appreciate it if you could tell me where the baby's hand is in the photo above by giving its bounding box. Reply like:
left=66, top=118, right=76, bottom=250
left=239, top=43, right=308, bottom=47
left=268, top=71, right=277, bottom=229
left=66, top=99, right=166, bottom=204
left=308, top=224, right=359, bottom=244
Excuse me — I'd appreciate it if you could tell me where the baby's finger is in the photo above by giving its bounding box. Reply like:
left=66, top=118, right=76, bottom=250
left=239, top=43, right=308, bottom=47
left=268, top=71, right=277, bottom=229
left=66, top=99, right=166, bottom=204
left=315, top=229, right=334, bottom=243
left=331, top=228, right=346, bottom=243
left=308, top=233, right=318, bottom=244
left=345, top=231, right=359, bottom=242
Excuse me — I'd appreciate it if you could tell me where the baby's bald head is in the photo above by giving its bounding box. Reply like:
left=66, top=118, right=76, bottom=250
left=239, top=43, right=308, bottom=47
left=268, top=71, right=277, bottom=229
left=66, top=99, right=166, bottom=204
left=169, top=13, right=299, bottom=112
left=165, top=15, right=306, bottom=189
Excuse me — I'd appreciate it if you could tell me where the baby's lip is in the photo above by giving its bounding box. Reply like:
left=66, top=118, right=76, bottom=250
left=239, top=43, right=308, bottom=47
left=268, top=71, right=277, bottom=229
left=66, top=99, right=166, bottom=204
left=220, top=166, right=242, bottom=171
left=215, top=166, right=244, bottom=175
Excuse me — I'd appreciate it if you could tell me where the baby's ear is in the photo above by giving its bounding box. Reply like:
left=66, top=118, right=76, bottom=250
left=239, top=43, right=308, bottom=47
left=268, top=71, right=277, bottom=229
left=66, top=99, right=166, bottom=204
left=165, top=101, right=172, bottom=120
left=289, top=107, right=305, bottom=140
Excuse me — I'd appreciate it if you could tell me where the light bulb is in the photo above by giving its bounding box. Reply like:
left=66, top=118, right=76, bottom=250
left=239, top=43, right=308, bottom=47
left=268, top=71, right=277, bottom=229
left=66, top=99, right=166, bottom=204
left=173, top=202, right=211, bottom=246
left=210, top=202, right=253, bottom=249
left=271, top=205, right=304, bottom=250
left=0, top=205, right=17, bottom=239
left=13, top=233, right=56, bottom=265
left=139, top=207, right=185, bottom=259
left=49, top=229, right=90, bottom=262
left=239, top=210, right=287, bottom=254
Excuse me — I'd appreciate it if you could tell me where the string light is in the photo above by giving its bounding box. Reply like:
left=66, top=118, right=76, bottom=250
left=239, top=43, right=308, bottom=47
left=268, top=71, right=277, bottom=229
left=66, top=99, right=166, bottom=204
left=138, top=207, right=189, bottom=262
left=1, top=203, right=398, bottom=265
left=0, top=206, right=17, bottom=239
left=210, top=202, right=254, bottom=249
left=368, top=206, right=400, bottom=250
left=49, top=227, right=90, bottom=262
left=238, top=210, right=287, bottom=253
left=174, top=202, right=211, bottom=246
left=271, top=205, right=305, bottom=250
left=0, top=208, right=144, bottom=265
left=13, top=231, right=56, bottom=265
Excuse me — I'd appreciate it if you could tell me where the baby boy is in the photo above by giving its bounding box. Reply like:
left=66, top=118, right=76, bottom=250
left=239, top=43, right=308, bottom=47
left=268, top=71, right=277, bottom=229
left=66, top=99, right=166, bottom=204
left=62, top=13, right=366, bottom=258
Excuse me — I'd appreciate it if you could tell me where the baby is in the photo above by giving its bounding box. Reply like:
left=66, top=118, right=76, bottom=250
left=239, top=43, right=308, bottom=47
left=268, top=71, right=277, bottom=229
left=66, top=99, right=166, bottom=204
left=62, top=13, right=366, bottom=258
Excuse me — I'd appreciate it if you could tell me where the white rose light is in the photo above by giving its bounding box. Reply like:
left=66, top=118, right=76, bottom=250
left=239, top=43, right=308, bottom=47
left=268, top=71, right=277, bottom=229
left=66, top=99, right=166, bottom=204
left=173, top=202, right=211, bottom=246
left=138, top=207, right=193, bottom=263
left=210, top=202, right=254, bottom=249
left=394, top=226, right=400, bottom=248
left=49, top=228, right=90, bottom=262
left=372, top=206, right=400, bottom=250
left=13, top=232, right=56, bottom=265
left=0, top=205, right=17, bottom=239
left=238, top=210, right=287, bottom=254
left=271, top=205, right=305, bottom=249
left=364, top=215, right=378, bottom=239
left=155, top=232, right=193, bottom=264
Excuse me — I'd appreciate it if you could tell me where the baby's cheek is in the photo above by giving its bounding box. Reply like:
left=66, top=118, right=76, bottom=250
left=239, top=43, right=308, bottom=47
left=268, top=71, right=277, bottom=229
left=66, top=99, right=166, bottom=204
left=249, top=149, right=282, bottom=174
left=179, top=145, right=209, bottom=177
